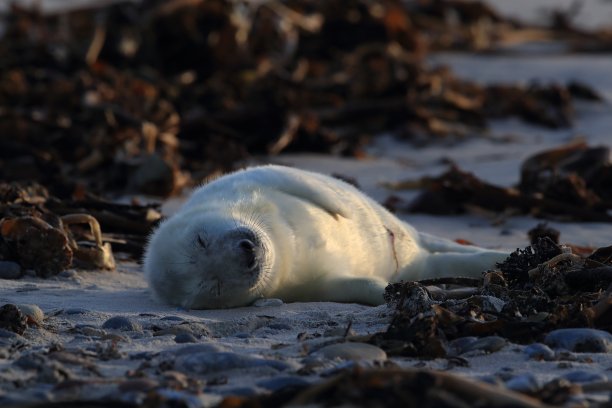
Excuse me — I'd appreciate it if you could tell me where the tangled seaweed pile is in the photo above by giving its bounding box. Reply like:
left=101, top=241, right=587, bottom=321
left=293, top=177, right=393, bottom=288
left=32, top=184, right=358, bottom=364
left=0, top=0, right=607, bottom=199
left=388, top=141, right=612, bottom=222
left=377, top=232, right=612, bottom=356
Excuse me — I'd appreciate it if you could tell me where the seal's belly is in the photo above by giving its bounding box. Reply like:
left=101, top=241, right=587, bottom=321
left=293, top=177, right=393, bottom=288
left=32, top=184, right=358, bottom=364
left=269, top=188, right=421, bottom=284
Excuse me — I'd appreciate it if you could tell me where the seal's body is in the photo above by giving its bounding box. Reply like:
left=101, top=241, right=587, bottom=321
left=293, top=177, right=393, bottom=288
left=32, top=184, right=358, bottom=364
left=144, top=165, right=508, bottom=309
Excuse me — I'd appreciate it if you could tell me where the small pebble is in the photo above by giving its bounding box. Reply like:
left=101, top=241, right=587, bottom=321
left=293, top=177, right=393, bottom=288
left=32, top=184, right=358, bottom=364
left=256, top=376, right=310, bottom=391
left=544, top=329, right=612, bottom=353
left=524, top=343, right=555, bottom=361
left=253, top=298, right=283, bottom=307
left=314, top=342, right=387, bottom=361
left=102, top=316, right=142, bottom=332
left=176, top=351, right=291, bottom=374
left=448, top=337, right=478, bottom=354
left=58, top=270, right=78, bottom=278
left=175, top=333, right=198, bottom=343
left=505, top=374, right=541, bottom=394
left=0, top=261, right=22, bottom=279
left=562, top=370, right=607, bottom=384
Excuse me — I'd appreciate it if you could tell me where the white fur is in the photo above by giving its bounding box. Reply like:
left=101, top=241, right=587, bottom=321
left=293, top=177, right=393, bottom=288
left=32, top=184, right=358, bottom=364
left=144, top=165, right=508, bottom=308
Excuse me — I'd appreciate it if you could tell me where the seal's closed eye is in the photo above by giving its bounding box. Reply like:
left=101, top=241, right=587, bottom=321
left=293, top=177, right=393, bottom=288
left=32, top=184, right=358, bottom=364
left=196, top=235, right=208, bottom=249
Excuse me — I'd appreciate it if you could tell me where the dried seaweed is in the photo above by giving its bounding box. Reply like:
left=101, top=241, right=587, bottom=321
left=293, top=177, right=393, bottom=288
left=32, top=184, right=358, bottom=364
left=0, top=0, right=607, bottom=201
left=376, top=236, right=612, bottom=358
left=399, top=143, right=612, bottom=222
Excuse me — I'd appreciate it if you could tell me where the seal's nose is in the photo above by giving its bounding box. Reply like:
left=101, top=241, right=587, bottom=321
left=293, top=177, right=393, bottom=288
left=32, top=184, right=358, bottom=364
left=238, top=239, right=257, bottom=269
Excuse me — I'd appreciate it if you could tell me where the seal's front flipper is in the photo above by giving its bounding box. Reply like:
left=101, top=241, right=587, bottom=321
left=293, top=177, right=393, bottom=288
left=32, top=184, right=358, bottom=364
left=319, top=276, right=387, bottom=305
left=246, top=166, right=351, bottom=220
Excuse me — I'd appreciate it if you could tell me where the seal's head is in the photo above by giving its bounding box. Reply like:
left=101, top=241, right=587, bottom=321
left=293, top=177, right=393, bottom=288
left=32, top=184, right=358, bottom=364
left=144, top=210, right=274, bottom=309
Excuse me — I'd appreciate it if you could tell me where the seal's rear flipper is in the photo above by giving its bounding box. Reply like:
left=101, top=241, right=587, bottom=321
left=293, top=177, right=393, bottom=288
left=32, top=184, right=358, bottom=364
left=419, top=232, right=505, bottom=254
left=422, top=251, right=509, bottom=279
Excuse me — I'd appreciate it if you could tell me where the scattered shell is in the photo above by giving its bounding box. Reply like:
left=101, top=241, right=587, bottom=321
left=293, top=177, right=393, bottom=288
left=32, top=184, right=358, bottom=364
left=544, top=329, right=612, bottom=353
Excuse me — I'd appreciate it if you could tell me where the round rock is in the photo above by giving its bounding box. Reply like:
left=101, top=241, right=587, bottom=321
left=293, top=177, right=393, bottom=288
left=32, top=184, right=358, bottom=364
left=314, top=342, right=387, bottom=361
left=544, top=329, right=612, bottom=353
left=524, top=343, right=555, bottom=361
left=176, top=351, right=291, bottom=374
left=505, top=374, right=541, bottom=394
left=0, top=261, right=22, bottom=279
left=175, top=333, right=198, bottom=343
left=102, top=316, right=142, bottom=332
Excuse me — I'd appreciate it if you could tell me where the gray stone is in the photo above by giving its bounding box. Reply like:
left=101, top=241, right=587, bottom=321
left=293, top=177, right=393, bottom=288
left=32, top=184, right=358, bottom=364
left=448, top=337, right=477, bottom=354
left=0, top=261, right=22, bottom=279
left=176, top=351, right=291, bottom=374
left=314, top=342, right=387, bottom=361
left=257, top=376, right=310, bottom=391
left=544, top=329, right=612, bottom=353
left=102, top=316, right=142, bottom=332
left=175, top=333, right=198, bottom=343
left=524, top=343, right=555, bottom=361
left=461, top=336, right=507, bottom=354
left=505, top=374, right=541, bottom=394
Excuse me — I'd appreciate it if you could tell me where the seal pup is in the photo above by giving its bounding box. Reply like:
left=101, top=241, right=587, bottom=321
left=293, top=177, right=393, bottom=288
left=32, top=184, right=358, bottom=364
left=144, top=165, right=509, bottom=309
